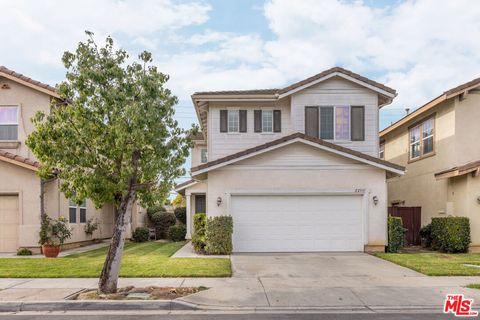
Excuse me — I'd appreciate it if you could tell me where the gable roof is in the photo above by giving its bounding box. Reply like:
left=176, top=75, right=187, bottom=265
left=190, top=132, right=405, bottom=176
left=0, top=66, right=60, bottom=98
left=193, top=67, right=396, bottom=97
left=0, top=150, right=39, bottom=171
left=380, top=76, right=480, bottom=137
left=174, top=179, right=199, bottom=193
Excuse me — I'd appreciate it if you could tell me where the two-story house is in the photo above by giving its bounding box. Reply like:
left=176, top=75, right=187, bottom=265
left=0, top=66, right=146, bottom=253
left=380, top=76, right=480, bottom=252
left=176, top=67, right=405, bottom=253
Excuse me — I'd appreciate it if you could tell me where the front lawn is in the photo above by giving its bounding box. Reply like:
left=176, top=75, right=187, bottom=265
left=0, top=241, right=231, bottom=278
left=375, top=252, right=480, bottom=276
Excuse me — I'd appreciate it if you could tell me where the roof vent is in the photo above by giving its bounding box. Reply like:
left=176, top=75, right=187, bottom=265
left=405, top=108, right=410, bottom=115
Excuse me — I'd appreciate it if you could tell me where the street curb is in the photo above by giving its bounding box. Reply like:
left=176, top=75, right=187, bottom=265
left=0, top=300, right=197, bottom=312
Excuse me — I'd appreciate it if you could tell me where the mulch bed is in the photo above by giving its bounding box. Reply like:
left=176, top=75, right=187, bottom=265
left=76, top=286, right=207, bottom=300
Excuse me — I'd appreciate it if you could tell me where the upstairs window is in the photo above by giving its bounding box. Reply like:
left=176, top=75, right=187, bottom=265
left=307, top=106, right=363, bottom=141
left=227, top=110, right=239, bottom=133
left=261, top=110, right=273, bottom=133
left=220, top=110, right=247, bottom=133
left=200, top=148, right=208, bottom=163
left=0, top=106, right=18, bottom=140
left=379, top=141, right=385, bottom=159
left=409, top=116, right=434, bottom=161
left=254, top=109, right=281, bottom=133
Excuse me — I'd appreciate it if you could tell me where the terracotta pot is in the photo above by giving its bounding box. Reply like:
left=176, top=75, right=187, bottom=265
left=42, top=244, right=61, bottom=258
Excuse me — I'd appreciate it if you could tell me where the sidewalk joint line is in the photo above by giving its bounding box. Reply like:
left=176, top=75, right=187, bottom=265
left=179, top=278, right=186, bottom=287
left=349, top=288, right=376, bottom=313
left=257, top=277, right=271, bottom=307
left=5, top=279, right=33, bottom=289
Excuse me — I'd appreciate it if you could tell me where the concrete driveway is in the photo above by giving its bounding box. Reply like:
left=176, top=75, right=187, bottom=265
left=231, top=252, right=421, bottom=278
left=180, top=252, right=480, bottom=310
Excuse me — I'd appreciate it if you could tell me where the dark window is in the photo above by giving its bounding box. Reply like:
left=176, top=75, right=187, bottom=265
left=273, top=110, right=281, bottom=132
left=351, top=106, right=365, bottom=141
left=305, top=107, right=319, bottom=138
left=239, top=110, right=247, bottom=132
left=79, top=200, right=87, bottom=223
left=195, top=195, right=206, bottom=214
left=320, top=107, right=334, bottom=139
left=69, top=207, right=77, bottom=223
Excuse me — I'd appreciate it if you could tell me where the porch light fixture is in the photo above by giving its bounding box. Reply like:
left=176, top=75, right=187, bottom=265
left=373, top=196, right=379, bottom=205
left=216, top=196, right=222, bottom=206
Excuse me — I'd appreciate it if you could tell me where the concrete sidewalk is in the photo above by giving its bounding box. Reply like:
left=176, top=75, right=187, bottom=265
left=1, top=275, right=480, bottom=311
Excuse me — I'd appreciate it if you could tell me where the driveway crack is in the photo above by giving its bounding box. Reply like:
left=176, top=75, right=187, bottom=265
left=349, top=288, right=375, bottom=313
left=257, top=277, right=271, bottom=307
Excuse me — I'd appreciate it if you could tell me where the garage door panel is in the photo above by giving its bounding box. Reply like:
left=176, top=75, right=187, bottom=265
left=231, top=195, right=363, bottom=252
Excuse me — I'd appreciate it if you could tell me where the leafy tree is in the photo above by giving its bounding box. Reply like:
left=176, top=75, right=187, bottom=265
left=26, top=31, right=195, bottom=293
left=171, top=194, right=186, bottom=207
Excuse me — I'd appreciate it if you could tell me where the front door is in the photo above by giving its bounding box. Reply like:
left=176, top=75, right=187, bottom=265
left=195, top=195, right=206, bottom=214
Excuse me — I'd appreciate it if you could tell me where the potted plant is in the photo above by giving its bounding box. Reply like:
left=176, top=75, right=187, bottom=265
left=39, top=216, right=72, bottom=258
left=84, top=218, right=99, bottom=237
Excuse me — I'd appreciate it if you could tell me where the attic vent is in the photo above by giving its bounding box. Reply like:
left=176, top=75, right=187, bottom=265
left=1, top=83, right=11, bottom=89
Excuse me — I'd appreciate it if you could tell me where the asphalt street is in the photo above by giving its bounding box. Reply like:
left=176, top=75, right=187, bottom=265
left=0, top=312, right=459, bottom=320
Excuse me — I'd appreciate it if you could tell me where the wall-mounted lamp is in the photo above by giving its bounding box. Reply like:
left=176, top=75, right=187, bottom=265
left=477, top=196, right=480, bottom=204
left=373, top=196, right=379, bottom=206
left=216, top=196, right=222, bottom=206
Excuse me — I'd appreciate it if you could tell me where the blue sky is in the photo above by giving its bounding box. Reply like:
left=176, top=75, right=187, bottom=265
left=1, top=0, right=480, bottom=188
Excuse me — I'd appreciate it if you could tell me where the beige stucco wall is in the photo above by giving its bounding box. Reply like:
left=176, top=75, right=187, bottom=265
left=383, top=93, right=480, bottom=249
left=202, top=143, right=388, bottom=247
left=191, top=140, right=207, bottom=167
left=0, top=78, right=51, bottom=159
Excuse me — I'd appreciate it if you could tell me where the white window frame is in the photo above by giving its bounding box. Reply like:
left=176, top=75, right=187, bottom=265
left=227, top=110, right=239, bottom=133
left=0, top=105, right=19, bottom=141
left=319, top=106, right=351, bottom=141
left=261, top=110, right=273, bottom=133
left=409, top=116, right=435, bottom=161
left=68, top=199, right=87, bottom=224
left=379, top=141, right=385, bottom=159
left=200, top=148, right=208, bottom=163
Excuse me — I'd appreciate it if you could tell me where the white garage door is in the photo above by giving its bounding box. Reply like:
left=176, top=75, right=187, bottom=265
left=0, top=195, right=19, bottom=252
left=231, top=194, right=364, bottom=252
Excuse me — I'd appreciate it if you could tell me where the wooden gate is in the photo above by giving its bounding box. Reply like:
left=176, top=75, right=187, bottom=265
left=388, top=206, right=421, bottom=246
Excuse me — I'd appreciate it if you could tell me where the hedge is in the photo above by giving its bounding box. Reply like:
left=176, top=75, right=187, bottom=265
left=205, top=215, right=233, bottom=255
left=431, top=217, right=470, bottom=253
left=149, top=211, right=176, bottom=239
left=419, top=223, right=433, bottom=247
left=174, top=207, right=187, bottom=225
left=387, top=216, right=405, bottom=253
left=192, top=213, right=207, bottom=253
left=168, top=224, right=187, bottom=242
left=132, top=227, right=150, bottom=242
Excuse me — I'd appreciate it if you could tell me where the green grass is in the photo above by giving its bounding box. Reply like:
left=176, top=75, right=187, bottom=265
left=0, top=241, right=231, bottom=278
left=467, top=284, right=480, bottom=289
left=375, top=252, right=480, bottom=276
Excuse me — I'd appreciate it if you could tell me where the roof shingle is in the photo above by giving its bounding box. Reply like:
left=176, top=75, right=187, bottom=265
left=0, top=66, right=57, bottom=94
left=0, top=150, right=40, bottom=170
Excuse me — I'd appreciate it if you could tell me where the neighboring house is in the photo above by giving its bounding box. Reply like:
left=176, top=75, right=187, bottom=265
left=0, top=66, right=146, bottom=253
left=380, top=77, right=480, bottom=252
left=176, top=67, right=405, bottom=253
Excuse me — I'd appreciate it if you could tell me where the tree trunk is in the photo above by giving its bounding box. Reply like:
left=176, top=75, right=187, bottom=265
left=98, top=151, right=140, bottom=294
left=98, top=190, right=135, bottom=293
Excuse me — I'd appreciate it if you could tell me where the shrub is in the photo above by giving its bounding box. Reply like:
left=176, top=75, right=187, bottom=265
left=192, top=213, right=207, bottom=253
left=132, top=227, right=150, bottom=242
left=420, top=223, right=433, bottom=247
left=146, top=205, right=166, bottom=221
left=205, top=215, right=233, bottom=255
left=174, top=207, right=187, bottom=224
left=431, top=217, right=470, bottom=253
left=168, top=225, right=187, bottom=242
left=17, top=248, right=32, bottom=256
left=84, top=218, right=99, bottom=235
left=150, top=211, right=176, bottom=239
left=387, top=216, right=405, bottom=253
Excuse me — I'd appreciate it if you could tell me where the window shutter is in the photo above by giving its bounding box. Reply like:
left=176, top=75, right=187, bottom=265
left=220, top=110, right=228, bottom=133
left=273, top=110, right=281, bottom=132
left=254, top=110, right=262, bottom=132
left=351, top=106, right=365, bottom=141
left=305, top=107, right=319, bottom=138
left=239, top=110, right=247, bottom=132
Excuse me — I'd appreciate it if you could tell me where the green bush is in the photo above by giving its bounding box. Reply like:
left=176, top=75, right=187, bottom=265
left=132, top=227, right=150, bottom=242
left=431, top=217, right=470, bottom=253
left=150, top=211, right=176, bottom=239
left=146, top=205, right=166, bottom=221
left=205, top=215, right=233, bottom=255
left=174, top=207, right=187, bottom=224
left=387, top=216, right=405, bottom=253
left=168, top=224, right=187, bottom=242
left=192, top=213, right=207, bottom=253
left=420, top=223, right=433, bottom=247
left=16, top=248, right=32, bottom=256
